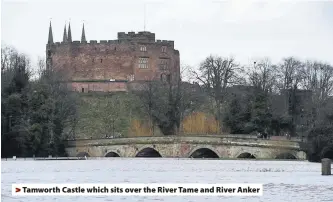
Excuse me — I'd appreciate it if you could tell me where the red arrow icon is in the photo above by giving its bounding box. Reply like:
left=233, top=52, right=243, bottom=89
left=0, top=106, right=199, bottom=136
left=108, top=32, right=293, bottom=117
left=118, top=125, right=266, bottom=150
left=15, top=188, right=21, bottom=192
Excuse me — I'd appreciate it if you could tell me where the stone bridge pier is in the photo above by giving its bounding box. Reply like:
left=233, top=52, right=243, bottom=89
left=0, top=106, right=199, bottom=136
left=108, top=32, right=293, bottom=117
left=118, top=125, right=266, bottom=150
left=66, top=135, right=307, bottom=160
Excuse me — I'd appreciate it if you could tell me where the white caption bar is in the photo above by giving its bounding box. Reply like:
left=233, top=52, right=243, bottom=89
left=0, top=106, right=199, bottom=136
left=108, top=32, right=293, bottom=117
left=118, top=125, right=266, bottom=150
left=12, top=183, right=263, bottom=196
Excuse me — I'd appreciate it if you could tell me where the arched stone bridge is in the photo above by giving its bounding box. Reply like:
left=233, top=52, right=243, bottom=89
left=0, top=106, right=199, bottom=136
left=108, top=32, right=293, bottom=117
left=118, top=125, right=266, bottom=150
left=65, top=135, right=308, bottom=159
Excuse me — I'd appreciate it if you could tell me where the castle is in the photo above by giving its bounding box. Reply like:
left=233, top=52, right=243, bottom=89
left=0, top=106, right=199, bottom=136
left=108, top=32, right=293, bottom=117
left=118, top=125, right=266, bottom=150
left=46, top=22, right=180, bottom=92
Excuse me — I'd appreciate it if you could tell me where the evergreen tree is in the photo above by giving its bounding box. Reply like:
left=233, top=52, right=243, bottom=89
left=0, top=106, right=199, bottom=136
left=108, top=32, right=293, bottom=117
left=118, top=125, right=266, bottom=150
left=223, top=97, right=245, bottom=133
left=1, top=47, right=78, bottom=157
left=1, top=48, right=30, bottom=157
left=250, top=91, right=272, bottom=133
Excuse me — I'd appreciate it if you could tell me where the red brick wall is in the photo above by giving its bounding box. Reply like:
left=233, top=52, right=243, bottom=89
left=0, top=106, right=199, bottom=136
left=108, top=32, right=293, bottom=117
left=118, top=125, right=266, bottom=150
left=47, top=36, right=180, bottom=93
left=49, top=42, right=135, bottom=81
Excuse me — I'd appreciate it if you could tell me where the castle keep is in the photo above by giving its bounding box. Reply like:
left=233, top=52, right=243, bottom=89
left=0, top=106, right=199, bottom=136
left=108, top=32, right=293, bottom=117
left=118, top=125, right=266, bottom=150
left=46, top=22, right=180, bottom=92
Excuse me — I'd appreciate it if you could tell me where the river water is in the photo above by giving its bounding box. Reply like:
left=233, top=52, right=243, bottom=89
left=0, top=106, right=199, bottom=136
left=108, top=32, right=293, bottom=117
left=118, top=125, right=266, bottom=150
left=1, top=159, right=333, bottom=202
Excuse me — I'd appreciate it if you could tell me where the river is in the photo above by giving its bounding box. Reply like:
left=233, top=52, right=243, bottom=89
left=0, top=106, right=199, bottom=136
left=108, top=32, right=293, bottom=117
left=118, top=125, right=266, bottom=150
left=1, top=159, right=333, bottom=202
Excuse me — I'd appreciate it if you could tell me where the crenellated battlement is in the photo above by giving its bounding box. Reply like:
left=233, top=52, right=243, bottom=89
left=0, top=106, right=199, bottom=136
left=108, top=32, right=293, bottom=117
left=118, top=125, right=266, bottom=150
left=47, top=22, right=176, bottom=48
left=156, top=39, right=174, bottom=47
left=49, top=37, right=174, bottom=48
left=118, top=31, right=155, bottom=42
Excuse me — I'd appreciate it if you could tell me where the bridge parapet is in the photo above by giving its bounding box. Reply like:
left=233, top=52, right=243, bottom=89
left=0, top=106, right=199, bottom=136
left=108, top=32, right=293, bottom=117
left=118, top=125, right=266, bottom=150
left=66, top=135, right=304, bottom=151
left=65, top=135, right=307, bottom=159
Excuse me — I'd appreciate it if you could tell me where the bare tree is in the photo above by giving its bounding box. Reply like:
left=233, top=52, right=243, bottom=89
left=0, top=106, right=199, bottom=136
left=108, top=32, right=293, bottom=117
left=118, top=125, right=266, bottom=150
left=300, top=61, right=333, bottom=128
left=301, top=61, right=333, bottom=101
left=131, top=62, right=205, bottom=136
left=192, top=55, right=241, bottom=133
left=273, top=57, right=305, bottom=136
left=275, top=57, right=304, bottom=91
left=241, top=58, right=277, bottom=134
left=1, top=47, right=31, bottom=93
left=133, top=79, right=157, bottom=136
left=247, top=58, right=277, bottom=93
left=177, top=64, right=206, bottom=134
left=133, top=78, right=176, bottom=136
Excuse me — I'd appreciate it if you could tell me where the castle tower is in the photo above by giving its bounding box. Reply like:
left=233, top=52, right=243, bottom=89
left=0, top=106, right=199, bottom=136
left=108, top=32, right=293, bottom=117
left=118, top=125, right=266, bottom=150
left=48, top=21, right=53, bottom=44
left=46, top=21, right=53, bottom=70
left=63, top=24, right=68, bottom=43
left=67, top=22, right=72, bottom=42
left=46, top=22, right=180, bottom=93
left=81, top=23, right=86, bottom=43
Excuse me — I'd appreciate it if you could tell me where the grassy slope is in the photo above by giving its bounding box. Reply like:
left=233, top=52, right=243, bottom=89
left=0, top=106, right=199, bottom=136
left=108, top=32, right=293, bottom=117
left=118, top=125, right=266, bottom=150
left=74, top=92, right=219, bottom=139
left=74, top=92, right=147, bottom=139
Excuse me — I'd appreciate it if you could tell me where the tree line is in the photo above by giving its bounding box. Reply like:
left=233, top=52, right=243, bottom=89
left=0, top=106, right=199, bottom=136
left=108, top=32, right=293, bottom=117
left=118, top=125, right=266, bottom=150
left=134, top=56, right=333, bottom=161
left=1, top=46, right=332, bottom=161
left=1, top=47, right=78, bottom=158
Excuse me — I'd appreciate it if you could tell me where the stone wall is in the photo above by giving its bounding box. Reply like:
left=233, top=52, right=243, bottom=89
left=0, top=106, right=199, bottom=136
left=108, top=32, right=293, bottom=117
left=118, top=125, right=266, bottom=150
left=65, top=135, right=307, bottom=159
left=70, top=81, right=128, bottom=92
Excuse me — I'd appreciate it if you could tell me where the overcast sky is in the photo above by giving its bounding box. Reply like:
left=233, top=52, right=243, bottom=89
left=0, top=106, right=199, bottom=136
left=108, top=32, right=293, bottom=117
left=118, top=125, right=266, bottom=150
left=2, top=0, right=333, bottom=71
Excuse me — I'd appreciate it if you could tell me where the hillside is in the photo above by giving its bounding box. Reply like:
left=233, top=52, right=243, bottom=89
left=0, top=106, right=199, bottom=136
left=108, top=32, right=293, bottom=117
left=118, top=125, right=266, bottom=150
left=73, top=92, right=219, bottom=139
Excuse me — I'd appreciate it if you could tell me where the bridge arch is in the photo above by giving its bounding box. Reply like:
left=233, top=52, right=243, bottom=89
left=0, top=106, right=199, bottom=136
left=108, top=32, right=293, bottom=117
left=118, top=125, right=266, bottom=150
left=275, top=153, right=297, bottom=160
left=76, top=152, right=90, bottom=157
left=65, top=136, right=307, bottom=159
left=236, top=152, right=256, bottom=159
left=135, top=147, right=162, bottom=158
left=105, top=151, right=120, bottom=157
left=188, top=147, right=220, bottom=158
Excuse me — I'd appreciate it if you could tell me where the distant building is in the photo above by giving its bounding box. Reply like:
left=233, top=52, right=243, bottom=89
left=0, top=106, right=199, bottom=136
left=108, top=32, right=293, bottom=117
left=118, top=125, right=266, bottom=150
left=46, top=22, right=180, bottom=92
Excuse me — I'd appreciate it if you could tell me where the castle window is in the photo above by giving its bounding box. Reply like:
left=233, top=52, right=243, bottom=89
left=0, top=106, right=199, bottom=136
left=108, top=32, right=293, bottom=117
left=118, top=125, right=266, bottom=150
left=47, top=50, right=51, bottom=57
left=138, top=57, right=149, bottom=69
left=161, top=46, right=167, bottom=53
left=159, top=58, right=169, bottom=70
left=100, top=59, right=103, bottom=63
left=140, top=46, right=147, bottom=52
